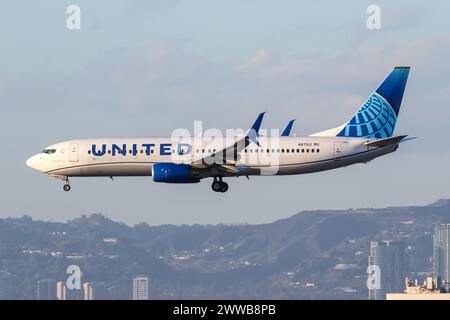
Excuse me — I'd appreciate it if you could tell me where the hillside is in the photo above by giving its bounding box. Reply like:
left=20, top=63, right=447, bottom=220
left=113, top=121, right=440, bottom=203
left=1, top=199, right=450, bottom=299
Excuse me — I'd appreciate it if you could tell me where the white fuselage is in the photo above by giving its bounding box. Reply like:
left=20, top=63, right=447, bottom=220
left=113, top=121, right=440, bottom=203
left=26, top=136, right=397, bottom=179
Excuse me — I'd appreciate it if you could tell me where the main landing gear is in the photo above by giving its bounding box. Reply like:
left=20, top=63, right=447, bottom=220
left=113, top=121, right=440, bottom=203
left=63, top=177, right=71, bottom=192
left=211, top=176, right=228, bottom=193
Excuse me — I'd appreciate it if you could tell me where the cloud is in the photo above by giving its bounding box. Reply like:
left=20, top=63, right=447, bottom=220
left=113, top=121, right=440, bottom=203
left=3, top=31, right=450, bottom=144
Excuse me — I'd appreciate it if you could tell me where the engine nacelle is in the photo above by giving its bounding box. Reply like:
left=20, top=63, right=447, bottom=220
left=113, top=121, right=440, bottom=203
left=152, top=163, right=200, bottom=183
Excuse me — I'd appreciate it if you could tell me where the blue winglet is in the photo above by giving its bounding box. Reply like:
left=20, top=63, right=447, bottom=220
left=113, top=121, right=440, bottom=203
left=251, top=112, right=266, bottom=133
left=281, top=119, right=295, bottom=136
left=246, top=112, right=266, bottom=147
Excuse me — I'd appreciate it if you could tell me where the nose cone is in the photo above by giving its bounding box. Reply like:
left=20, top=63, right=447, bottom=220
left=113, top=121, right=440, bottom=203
left=26, top=154, right=44, bottom=172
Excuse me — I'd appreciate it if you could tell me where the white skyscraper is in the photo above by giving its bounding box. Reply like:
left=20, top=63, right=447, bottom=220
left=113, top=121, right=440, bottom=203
left=133, top=276, right=149, bottom=300
left=56, top=281, right=67, bottom=300
left=83, top=282, right=94, bottom=300
left=434, top=224, right=450, bottom=288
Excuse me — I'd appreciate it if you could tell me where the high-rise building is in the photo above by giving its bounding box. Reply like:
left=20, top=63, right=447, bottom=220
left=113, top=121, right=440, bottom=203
left=0, top=270, right=12, bottom=300
left=37, top=279, right=56, bottom=300
left=83, top=282, right=94, bottom=300
left=368, top=240, right=408, bottom=300
left=56, top=281, right=67, bottom=300
left=433, top=224, right=450, bottom=287
left=133, top=276, right=149, bottom=300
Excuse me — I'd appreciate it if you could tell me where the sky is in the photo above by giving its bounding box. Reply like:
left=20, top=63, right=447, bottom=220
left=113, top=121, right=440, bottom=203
left=1, top=0, right=450, bottom=225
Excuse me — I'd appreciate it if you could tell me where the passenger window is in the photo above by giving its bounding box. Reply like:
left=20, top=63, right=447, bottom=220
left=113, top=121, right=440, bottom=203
left=108, top=150, right=111, bottom=154
left=311, top=149, right=315, bottom=153
left=317, top=149, right=320, bottom=153
left=306, top=149, right=310, bottom=153
left=286, top=149, right=290, bottom=153
left=281, top=149, right=285, bottom=153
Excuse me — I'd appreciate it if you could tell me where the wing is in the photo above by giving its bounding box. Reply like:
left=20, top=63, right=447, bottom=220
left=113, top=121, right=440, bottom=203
left=189, top=112, right=266, bottom=176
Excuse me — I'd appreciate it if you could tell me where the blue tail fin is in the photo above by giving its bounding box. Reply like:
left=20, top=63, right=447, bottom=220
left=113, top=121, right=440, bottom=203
left=336, top=67, right=410, bottom=139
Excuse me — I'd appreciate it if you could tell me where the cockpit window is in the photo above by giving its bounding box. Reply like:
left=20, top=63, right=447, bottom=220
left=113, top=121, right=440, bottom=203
left=42, top=149, right=56, bottom=154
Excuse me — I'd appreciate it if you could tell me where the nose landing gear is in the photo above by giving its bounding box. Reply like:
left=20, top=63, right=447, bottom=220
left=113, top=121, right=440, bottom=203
left=63, top=178, right=71, bottom=192
left=211, top=176, right=228, bottom=193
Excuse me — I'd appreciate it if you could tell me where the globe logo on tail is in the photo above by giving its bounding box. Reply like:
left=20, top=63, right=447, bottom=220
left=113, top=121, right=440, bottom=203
left=337, top=92, right=397, bottom=139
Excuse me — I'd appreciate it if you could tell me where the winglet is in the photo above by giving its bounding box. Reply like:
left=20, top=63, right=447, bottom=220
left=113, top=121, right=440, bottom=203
left=281, top=119, right=295, bottom=136
left=251, top=112, right=266, bottom=133
left=246, top=112, right=266, bottom=147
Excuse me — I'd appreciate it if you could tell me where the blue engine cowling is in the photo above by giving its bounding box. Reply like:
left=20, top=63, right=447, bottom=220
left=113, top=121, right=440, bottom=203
left=152, top=163, right=200, bottom=183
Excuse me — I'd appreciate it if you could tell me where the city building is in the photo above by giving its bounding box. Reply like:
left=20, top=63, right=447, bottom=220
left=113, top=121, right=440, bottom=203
left=368, top=240, right=408, bottom=300
left=133, top=275, right=149, bottom=300
left=37, top=279, right=56, bottom=300
left=56, top=281, right=67, bottom=300
left=433, top=224, right=450, bottom=288
left=387, top=276, right=450, bottom=300
left=83, top=282, right=94, bottom=300
left=0, top=270, right=12, bottom=300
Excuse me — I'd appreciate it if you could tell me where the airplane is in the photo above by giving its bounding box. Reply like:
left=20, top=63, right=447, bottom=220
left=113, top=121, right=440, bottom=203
left=26, top=66, right=411, bottom=193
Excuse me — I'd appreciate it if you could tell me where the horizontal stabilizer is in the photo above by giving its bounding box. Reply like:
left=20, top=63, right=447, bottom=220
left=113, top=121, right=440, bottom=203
left=364, top=135, right=408, bottom=148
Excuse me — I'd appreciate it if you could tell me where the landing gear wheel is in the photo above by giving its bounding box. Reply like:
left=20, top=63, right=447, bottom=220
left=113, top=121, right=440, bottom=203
left=212, top=181, right=222, bottom=192
left=211, top=176, right=229, bottom=193
left=219, top=182, right=228, bottom=193
left=63, top=177, right=71, bottom=192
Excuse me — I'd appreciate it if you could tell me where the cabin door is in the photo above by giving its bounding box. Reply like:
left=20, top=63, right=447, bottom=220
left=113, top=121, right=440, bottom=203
left=69, top=143, right=79, bottom=162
